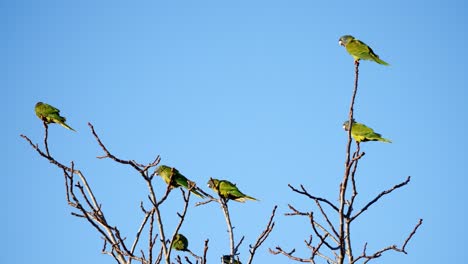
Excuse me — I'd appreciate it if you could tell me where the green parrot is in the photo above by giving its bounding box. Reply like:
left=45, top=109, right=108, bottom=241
left=343, top=119, right=392, bottom=143
left=338, top=35, right=389, bottom=65
left=207, top=178, right=257, bottom=202
left=222, top=255, right=242, bottom=264
left=35, top=102, right=75, bottom=131
left=155, top=165, right=205, bottom=198
left=172, top=233, right=189, bottom=251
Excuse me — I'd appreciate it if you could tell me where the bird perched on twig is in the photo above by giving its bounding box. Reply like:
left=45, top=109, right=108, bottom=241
left=339, top=35, right=389, bottom=65
left=35, top=102, right=75, bottom=131
left=156, top=165, right=205, bottom=198
left=208, top=178, right=257, bottom=202
left=343, top=119, right=392, bottom=143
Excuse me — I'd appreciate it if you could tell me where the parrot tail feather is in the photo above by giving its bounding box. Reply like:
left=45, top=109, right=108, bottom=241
left=191, top=189, right=205, bottom=198
left=232, top=195, right=258, bottom=202
left=380, top=137, right=392, bottom=143
left=60, top=122, right=76, bottom=131
left=375, top=56, right=389, bottom=66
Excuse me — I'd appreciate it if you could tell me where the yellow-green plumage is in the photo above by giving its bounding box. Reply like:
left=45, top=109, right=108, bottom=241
left=207, top=178, right=257, bottom=202
left=35, top=102, right=75, bottom=131
left=172, top=233, right=189, bottom=251
left=343, top=120, right=392, bottom=143
left=339, top=35, right=389, bottom=65
left=156, top=165, right=205, bottom=198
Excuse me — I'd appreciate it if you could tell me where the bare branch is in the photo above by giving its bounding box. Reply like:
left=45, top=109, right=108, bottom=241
left=167, top=189, right=192, bottom=261
left=350, top=176, right=411, bottom=222
left=270, top=246, right=337, bottom=263
left=308, top=213, right=339, bottom=251
left=42, top=121, right=50, bottom=156
left=285, top=204, right=310, bottom=216
left=20, top=134, right=75, bottom=173
left=186, top=249, right=202, bottom=263
left=288, top=184, right=339, bottom=212
left=22, top=127, right=129, bottom=264
left=234, top=236, right=245, bottom=257
left=353, top=219, right=423, bottom=263
left=89, top=123, right=144, bottom=172
left=131, top=206, right=154, bottom=256
left=194, top=196, right=217, bottom=207
left=336, top=61, right=361, bottom=264
left=314, top=200, right=339, bottom=241
left=202, top=239, right=209, bottom=264
left=184, top=255, right=194, bottom=264
left=247, top=205, right=277, bottom=264
left=401, top=219, right=423, bottom=252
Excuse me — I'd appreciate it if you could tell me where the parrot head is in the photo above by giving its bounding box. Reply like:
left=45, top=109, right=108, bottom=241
left=342, top=119, right=356, bottom=131
left=207, top=178, right=219, bottom=189
left=155, top=165, right=170, bottom=176
left=35, top=102, right=44, bottom=108
left=339, top=35, right=355, bottom=46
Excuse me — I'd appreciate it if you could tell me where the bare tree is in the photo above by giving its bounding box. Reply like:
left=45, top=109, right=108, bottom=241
left=22, top=46, right=421, bottom=264
left=21, top=122, right=275, bottom=264
left=270, top=61, right=423, bottom=263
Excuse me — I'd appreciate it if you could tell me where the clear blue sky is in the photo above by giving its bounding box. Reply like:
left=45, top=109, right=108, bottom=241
left=4, top=1, right=468, bottom=263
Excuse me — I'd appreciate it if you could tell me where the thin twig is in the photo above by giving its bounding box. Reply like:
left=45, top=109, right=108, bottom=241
left=202, top=239, right=209, bottom=264
left=167, top=189, right=192, bottom=261
left=350, top=176, right=411, bottom=222
left=89, top=123, right=143, bottom=172
left=131, top=206, right=154, bottom=256
left=353, top=219, right=423, bottom=264
left=314, top=200, right=339, bottom=241
left=42, top=121, right=50, bottom=156
left=338, top=60, right=360, bottom=264
left=247, top=205, right=277, bottom=264
left=288, top=184, right=339, bottom=212
left=308, top=213, right=339, bottom=251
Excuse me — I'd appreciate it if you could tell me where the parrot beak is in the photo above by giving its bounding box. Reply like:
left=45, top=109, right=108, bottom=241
left=339, top=40, right=344, bottom=46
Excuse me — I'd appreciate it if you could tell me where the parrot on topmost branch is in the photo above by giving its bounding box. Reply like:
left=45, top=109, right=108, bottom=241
left=339, top=35, right=389, bottom=65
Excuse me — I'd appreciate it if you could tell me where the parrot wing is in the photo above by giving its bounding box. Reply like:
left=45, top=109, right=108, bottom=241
left=219, top=180, right=257, bottom=202
left=346, top=39, right=389, bottom=65
left=352, top=123, right=391, bottom=143
left=174, top=175, right=205, bottom=198
left=157, top=166, right=205, bottom=198
left=35, top=102, right=76, bottom=131
left=362, top=132, right=392, bottom=143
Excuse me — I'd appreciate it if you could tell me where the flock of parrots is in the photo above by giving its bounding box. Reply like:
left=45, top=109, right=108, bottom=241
left=34, top=35, right=390, bottom=261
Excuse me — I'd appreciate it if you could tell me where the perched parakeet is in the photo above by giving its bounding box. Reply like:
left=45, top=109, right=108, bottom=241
left=207, top=178, right=257, bottom=202
left=35, top=102, right=75, bottom=131
left=156, top=165, right=205, bottom=198
left=343, top=119, right=392, bottom=143
left=172, top=233, right=189, bottom=251
left=222, top=255, right=242, bottom=264
left=338, top=35, right=389, bottom=65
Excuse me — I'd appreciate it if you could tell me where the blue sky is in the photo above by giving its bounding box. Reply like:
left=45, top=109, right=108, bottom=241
left=4, top=1, right=468, bottom=263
